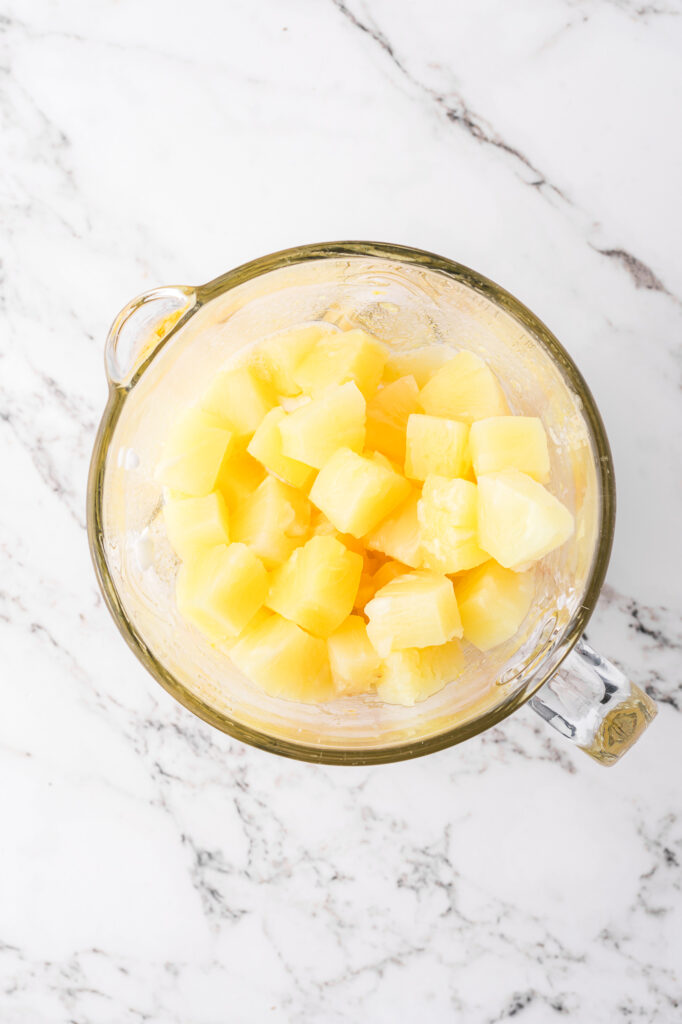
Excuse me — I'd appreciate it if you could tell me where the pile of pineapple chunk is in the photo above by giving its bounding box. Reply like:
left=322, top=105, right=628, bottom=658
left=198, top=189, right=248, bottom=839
left=156, top=323, right=574, bottom=706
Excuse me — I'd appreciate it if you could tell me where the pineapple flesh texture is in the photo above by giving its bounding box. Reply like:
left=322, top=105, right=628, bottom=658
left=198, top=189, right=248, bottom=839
left=365, top=491, right=423, bottom=568
left=376, top=639, right=464, bottom=706
left=231, top=475, right=311, bottom=569
left=383, top=345, right=455, bottom=388
left=327, top=615, right=383, bottom=695
left=354, top=558, right=409, bottom=611
left=163, top=491, right=230, bottom=561
left=469, top=416, right=550, bottom=483
left=365, top=570, right=462, bottom=657
left=291, top=329, right=386, bottom=399
left=309, top=448, right=411, bottom=538
left=309, top=509, right=365, bottom=555
left=477, top=469, right=574, bottom=570
left=267, top=534, right=363, bottom=637
left=202, top=365, right=276, bottom=437
left=454, top=562, right=535, bottom=651
left=176, top=542, right=268, bottom=640
left=365, top=375, right=422, bottom=463
left=215, top=444, right=265, bottom=508
left=405, top=414, right=470, bottom=482
left=247, top=407, right=315, bottom=489
left=420, top=351, right=509, bottom=423
left=250, top=324, right=339, bottom=397
left=278, top=381, right=366, bottom=469
left=231, top=611, right=334, bottom=702
left=156, top=407, right=234, bottom=496
left=418, top=476, right=489, bottom=574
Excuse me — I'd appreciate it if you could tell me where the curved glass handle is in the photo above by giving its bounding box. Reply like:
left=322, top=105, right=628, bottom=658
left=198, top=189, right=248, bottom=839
left=529, top=637, right=657, bottom=766
left=105, top=285, right=196, bottom=388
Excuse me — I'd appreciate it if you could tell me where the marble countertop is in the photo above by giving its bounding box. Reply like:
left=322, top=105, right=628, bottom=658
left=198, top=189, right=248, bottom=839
left=2, top=1, right=681, bottom=1021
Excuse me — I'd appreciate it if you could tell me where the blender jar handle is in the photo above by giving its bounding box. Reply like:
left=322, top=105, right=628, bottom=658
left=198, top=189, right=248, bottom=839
left=529, top=636, right=657, bottom=766
left=105, top=285, right=196, bottom=388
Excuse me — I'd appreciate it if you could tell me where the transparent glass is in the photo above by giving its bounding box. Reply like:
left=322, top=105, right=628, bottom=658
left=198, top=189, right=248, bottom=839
left=87, top=242, right=656, bottom=765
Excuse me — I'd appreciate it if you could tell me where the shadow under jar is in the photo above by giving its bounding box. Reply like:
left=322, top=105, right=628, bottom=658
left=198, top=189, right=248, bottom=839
left=88, top=242, right=656, bottom=766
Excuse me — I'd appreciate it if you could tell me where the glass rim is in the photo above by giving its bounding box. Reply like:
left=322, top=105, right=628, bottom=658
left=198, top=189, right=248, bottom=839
left=87, top=240, right=616, bottom=765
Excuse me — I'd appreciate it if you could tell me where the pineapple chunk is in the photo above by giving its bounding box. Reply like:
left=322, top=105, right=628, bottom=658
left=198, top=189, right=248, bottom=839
left=232, top=475, right=311, bottom=568
left=327, top=615, right=383, bottom=695
left=176, top=542, right=268, bottom=639
left=279, top=381, right=366, bottom=469
left=251, top=324, right=338, bottom=396
left=469, top=416, right=550, bottom=483
left=477, top=470, right=574, bottom=569
left=156, top=407, right=234, bottom=496
left=365, top=570, right=462, bottom=657
left=420, top=351, right=509, bottom=423
left=405, top=414, right=470, bottom=481
left=309, top=448, right=411, bottom=538
left=376, top=639, right=464, bottom=706
left=365, top=492, right=423, bottom=568
left=247, top=407, right=315, bottom=489
left=418, top=476, right=489, bottom=574
left=365, top=375, right=422, bottom=463
left=231, top=611, right=333, bottom=702
left=267, top=534, right=363, bottom=637
left=383, top=345, right=455, bottom=387
left=454, top=562, right=535, bottom=651
left=163, top=492, right=230, bottom=561
left=202, top=365, right=275, bottom=437
left=292, top=329, right=386, bottom=398
left=215, top=444, right=265, bottom=508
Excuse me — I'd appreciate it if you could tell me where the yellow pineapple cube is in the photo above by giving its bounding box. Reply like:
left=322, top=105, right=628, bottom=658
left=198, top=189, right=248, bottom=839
left=469, top=416, right=550, bottom=483
left=454, top=562, right=535, bottom=651
left=156, top=407, right=234, bottom=496
left=250, top=324, right=338, bottom=396
left=309, top=448, right=411, bottom=538
left=175, top=542, right=268, bottom=639
left=246, top=407, right=315, bottom=489
left=376, top=639, right=463, bottom=706
left=267, top=534, right=363, bottom=637
left=365, top=375, right=422, bottom=463
left=477, top=469, right=574, bottom=569
left=278, top=381, right=366, bottom=469
left=365, top=492, right=424, bottom=568
left=418, top=476, right=489, bottom=574
left=231, top=475, right=311, bottom=568
left=405, top=414, right=471, bottom=481
left=383, top=345, right=455, bottom=387
left=231, top=611, right=333, bottom=702
left=176, top=560, right=221, bottom=639
left=202, top=365, right=275, bottom=437
left=163, top=492, right=230, bottom=561
left=422, top=638, right=465, bottom=685
left=327, top=615, right=383, bottom=695
left=420, top=351, right=509, bottom=422
left=292, top=328, right=386, bottom=399
left=365, top=570, right=462, bottom=657
left=215, top=444, right=265, bottom=508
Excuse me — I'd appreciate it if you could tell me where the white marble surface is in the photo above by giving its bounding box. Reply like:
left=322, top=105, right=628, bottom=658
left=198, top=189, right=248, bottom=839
left=1, top=1, right=681, bottom=1021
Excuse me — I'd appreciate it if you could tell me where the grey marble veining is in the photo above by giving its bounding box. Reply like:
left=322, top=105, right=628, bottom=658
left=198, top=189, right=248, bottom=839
left=1, top=1, right=681, bottom=1021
